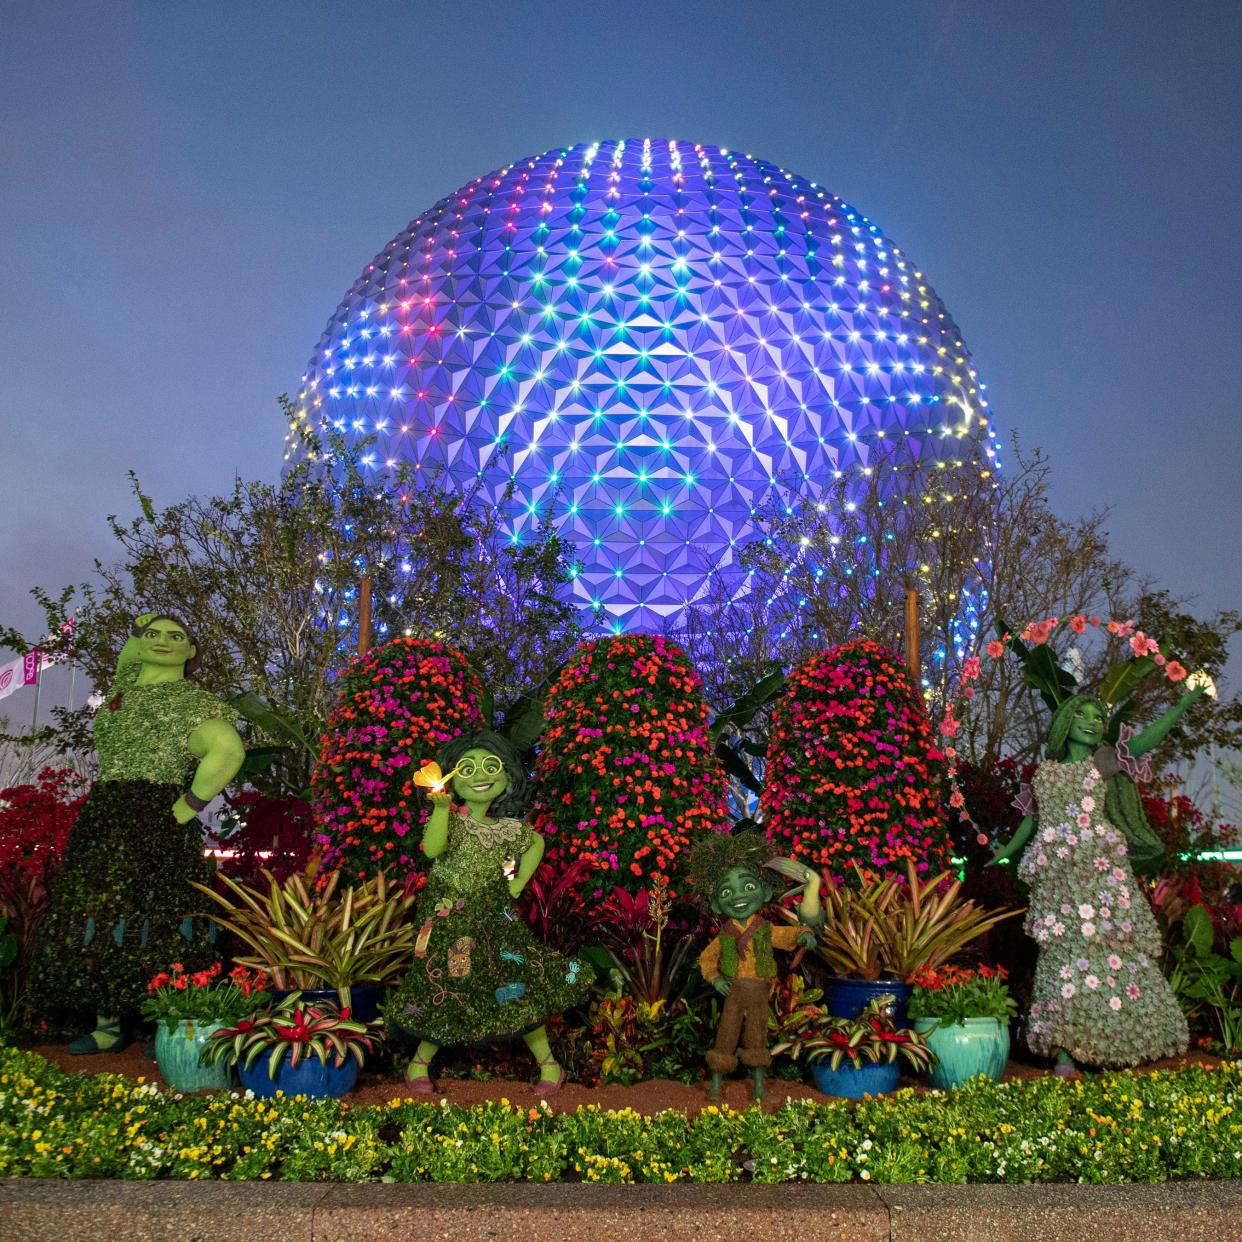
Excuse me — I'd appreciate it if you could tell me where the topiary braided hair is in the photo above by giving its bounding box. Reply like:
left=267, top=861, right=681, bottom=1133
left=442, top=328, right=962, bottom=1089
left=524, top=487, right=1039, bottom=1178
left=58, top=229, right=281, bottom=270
left=436, top=729, right=530, bottom=820
left=686, top=831, right=772, bottom=907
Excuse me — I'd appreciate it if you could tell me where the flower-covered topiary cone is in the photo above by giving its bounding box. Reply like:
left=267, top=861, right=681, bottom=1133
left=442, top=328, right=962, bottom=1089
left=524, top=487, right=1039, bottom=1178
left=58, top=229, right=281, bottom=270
left=531, top=633, right=729, bottom=891
left=312, top=638, right=485, bottom=882
left=760, top=639, right=951, bottom=882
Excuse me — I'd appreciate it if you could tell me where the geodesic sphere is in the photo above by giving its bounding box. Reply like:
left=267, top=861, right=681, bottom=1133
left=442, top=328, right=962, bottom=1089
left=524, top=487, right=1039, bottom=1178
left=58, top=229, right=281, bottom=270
left=290, top=139, right=999, bottom=631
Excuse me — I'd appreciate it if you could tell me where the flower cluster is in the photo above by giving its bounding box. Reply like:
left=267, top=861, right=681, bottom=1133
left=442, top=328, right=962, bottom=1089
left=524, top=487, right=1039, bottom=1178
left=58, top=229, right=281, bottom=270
left=140, top=962, right=271, bottom=1030
left=5, top=1045, right=1238, bottom=1182
left=531, top=634, right=729, bottom=890
left=760, top=640, right=951, bottom=880
left=0, top=767, right=86, bottom=1007
left=942, top=614, right=1199, bottom=850
left=908, top=964, right=1017, bottom=1025
left=312, top=638, right=485, bottom=882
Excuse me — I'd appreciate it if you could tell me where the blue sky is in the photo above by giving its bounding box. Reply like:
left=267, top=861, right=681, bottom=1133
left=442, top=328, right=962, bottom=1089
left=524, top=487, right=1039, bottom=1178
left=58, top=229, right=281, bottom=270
left=2, top=1, right=1239, bottom=683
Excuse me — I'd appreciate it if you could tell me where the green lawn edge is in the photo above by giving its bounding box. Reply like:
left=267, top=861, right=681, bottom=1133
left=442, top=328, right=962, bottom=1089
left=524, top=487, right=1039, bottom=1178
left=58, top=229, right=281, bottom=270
left=2, top=1046, right=1239, bottom=1184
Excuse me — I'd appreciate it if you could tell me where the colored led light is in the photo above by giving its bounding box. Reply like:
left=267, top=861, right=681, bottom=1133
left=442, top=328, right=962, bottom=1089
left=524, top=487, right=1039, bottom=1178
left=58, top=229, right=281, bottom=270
left=290, top=139, right=998, bottom=631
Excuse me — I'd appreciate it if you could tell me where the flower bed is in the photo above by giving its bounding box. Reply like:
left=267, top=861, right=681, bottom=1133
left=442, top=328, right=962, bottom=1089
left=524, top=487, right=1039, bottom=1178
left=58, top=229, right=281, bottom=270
left=1, top=1046, right=1238, bottom=1183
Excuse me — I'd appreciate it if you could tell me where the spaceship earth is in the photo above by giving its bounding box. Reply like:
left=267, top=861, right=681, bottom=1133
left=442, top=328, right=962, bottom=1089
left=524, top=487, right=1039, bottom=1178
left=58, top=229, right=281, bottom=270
left=289, top=139, right=1000, bottom=632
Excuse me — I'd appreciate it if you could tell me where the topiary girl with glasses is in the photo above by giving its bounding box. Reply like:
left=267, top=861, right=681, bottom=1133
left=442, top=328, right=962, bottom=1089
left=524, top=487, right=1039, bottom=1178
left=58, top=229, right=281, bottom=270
left=383, top=730, right=590, bottom=1093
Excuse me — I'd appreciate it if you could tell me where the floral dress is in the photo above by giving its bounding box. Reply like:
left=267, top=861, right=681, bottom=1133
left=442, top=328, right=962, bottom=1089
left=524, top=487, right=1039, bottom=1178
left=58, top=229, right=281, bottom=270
left=384, top=811, right=591, bottom=1047
left=1020, top=756, right=1188, bottom=1067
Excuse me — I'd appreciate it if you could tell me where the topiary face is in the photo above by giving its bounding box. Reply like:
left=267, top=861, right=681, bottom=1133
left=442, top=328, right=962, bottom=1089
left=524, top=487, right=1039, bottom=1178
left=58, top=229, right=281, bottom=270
left=710, top=864, right=773, bottom=921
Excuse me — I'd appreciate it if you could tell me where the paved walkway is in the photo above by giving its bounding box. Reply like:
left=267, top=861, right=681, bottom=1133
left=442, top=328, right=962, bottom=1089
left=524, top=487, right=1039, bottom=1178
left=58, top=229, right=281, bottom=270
left=3, top=1180, right=1240, bottom=1240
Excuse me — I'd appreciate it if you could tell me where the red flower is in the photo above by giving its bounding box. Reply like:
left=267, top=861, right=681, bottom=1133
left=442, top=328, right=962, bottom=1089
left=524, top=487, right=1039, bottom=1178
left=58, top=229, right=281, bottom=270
left=190, top=971, right=212, bottom=988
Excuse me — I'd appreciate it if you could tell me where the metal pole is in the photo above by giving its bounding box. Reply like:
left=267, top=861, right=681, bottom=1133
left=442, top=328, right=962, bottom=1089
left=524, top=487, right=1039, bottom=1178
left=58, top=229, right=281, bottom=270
left=358, top=577, right=373, bottom=658
left=904, top=588, right=921, bottom=685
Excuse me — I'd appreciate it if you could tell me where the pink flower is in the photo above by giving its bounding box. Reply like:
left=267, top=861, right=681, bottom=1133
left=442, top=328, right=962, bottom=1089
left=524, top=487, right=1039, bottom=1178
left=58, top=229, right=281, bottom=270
left=976, top=833, right=990, bottom=847
left=1126, top=984, right=1141, bottom=1000
left=1069, top=615, right=1087, bottom=634
left=1082, top=922, right=1096, bottom=937
left=1081, top=796, right=1095, bottom=813
left=949, top=789, right=965, bottom=809
left=1116, top=620, right=1136, bottom=638
left=986, top=640, right=1006, bottom=660
left=940, top=715, right=960, bottom=738
left=1023, top=619, right=1055, bottom=646
left=1077, top=813, right=1091, bottom=828
left=1094, top=857, right=1110, bottom=872
left=1062, top=983, right=1076, bottom=998
left=1109, top=996, right=1122, bottom=1011
left=1107, top=954, right=1123, bottom=970
left=1165, top=661, right=1187, bottom=683
left=1078, top=904, right=1095, bottom=919
left=962, top=657, right=982, bottom=682
left=1085, top=974, right=1100, bottom=990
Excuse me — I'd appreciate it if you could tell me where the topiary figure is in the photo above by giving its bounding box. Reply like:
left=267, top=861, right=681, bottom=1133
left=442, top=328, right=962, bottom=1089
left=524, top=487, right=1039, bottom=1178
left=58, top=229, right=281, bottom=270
left=531, top=633, right=729, bottom=890
left=313, top=637, right=485, bottom=881
left=760, top=639, right=950, bottom=881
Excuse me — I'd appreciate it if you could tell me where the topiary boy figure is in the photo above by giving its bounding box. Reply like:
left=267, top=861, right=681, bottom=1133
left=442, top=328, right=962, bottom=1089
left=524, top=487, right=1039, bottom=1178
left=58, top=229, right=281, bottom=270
left=688, top=833, right=822, bottom=1102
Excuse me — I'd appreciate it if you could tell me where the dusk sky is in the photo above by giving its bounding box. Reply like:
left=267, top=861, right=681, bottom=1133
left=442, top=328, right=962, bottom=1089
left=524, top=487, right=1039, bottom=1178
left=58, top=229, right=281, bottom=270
left=2, top=2, right=1240, bottom=698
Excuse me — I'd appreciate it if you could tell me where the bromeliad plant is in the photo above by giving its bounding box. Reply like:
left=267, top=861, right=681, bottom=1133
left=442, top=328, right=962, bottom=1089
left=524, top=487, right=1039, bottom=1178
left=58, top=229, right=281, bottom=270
left=140, top=962, right=271, bottom=1032
left=201, top=993, right=378, bottom=1079
left=908, top=964, right=1018, bottom=1026
left=773, top=995, right=936, bottom=1073
left=190, top=863, right=417, bottom=997
left=795, top=859, right=1022, bottom=981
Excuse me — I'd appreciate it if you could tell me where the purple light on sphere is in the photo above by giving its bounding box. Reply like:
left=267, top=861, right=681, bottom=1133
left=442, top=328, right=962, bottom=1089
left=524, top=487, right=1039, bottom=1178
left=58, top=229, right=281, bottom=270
left=290, top=139, right=999, bottom=632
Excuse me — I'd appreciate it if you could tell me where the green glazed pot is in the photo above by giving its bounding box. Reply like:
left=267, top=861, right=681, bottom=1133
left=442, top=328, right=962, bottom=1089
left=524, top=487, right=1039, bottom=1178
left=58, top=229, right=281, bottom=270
left=912, top=1016, right=1009, bottom=1090
left=155, top=1019, right=234, bottom=1093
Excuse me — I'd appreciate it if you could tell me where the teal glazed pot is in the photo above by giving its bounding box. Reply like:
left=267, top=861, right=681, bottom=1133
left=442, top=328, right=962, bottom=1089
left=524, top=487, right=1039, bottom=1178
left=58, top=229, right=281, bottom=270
left=810, top=1058, right=901, bottom=1099
left=154, top=1019, right=234, bottom=1093
left=912, top=1016, right=1009, bottom=1089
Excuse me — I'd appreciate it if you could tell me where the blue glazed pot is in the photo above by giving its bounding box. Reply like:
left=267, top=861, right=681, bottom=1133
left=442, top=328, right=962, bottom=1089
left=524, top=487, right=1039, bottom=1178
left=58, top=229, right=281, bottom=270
left=238, top=1051, right=360, bottom=1099
left=270, top=985, right=383, bottom=1023
left=811, top=1057, right=901, bottom=1099
left=154, top=1020, right=234, bottom=1093
left=826, top=977, right=913, bottom=1027
left=912, top=1016, right=1010, bottom=1089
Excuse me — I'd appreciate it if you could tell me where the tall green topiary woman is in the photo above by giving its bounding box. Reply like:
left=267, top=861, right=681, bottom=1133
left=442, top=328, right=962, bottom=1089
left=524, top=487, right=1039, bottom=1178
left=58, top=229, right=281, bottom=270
left=760, top=639, right=951, bottom=882
left=531, top=633, right=730, bottom=891
left=29, top=613, right=245, bottom=1052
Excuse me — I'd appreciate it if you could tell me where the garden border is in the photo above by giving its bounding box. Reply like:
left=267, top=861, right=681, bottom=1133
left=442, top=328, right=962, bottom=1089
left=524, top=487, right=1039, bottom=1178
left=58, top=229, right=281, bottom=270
left=2, top=1180, right=1241, bottom=1241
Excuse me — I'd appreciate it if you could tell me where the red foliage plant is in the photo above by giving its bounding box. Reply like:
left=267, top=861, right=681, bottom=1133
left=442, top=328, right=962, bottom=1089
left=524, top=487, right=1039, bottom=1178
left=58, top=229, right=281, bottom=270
left=531, top=633, right=729, bottom=891
left=760, top=639, right=952, bottom=882
left=207, top=791, right=317, bottom=886
left=312, top=638, right=485, bottom=883
left=0, top=767, right=87, bottom=1004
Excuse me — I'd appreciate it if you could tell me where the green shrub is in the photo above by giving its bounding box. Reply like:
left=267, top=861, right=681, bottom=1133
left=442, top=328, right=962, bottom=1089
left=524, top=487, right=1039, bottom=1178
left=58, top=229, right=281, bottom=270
left=0, top=1046, right=1238, bottom=1183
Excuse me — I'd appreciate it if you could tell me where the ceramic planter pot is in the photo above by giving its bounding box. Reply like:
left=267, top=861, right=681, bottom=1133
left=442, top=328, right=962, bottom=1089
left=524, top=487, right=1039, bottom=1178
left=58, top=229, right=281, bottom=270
left=238, top=1050, right=360, bottom=1099
left=810, top=1057, right=901, bottom=1099
left=826, top=977, right=913, bottom=1027
left=912, top=1016, right=1009, bottom=1089
left=154, top=1019, right=234, bottom=1093
left=270, top=984, right=384, bottom=1023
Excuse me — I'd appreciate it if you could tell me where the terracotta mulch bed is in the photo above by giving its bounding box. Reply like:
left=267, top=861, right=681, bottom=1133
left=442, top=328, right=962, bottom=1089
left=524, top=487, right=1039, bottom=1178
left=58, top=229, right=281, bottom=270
left=21, top=1041, right=1224, bottom=1117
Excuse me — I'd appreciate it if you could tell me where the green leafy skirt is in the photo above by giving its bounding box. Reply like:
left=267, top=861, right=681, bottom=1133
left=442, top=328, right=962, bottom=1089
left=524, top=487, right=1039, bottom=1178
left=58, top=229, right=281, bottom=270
left=28, top=780, right=217, bottom=1021
left=384, top=870, right=592, bottom=1048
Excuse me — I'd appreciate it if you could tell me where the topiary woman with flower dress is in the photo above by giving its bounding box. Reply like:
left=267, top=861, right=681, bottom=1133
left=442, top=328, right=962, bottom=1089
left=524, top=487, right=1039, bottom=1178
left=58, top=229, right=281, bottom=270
left=993, top=677, right=1212, bottom=1074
